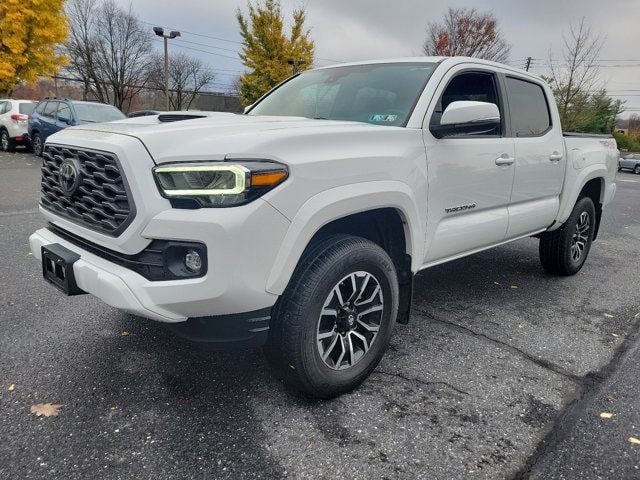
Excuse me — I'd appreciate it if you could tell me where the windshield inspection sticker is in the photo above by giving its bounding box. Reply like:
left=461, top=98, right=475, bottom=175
left=370, top=114, right=398, bottom=123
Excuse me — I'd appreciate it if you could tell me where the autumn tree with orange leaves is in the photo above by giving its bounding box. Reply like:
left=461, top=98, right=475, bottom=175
left=423, top=8, right=510, bottom=63
left=0, top=0, right=67, bottom=96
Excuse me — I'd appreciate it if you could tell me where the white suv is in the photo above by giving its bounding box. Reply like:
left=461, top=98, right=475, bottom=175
left=0, top=99, right=36, bottom=152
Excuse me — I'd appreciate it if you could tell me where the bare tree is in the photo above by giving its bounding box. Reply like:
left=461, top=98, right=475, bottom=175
left=546, top=18, right=604, bottom=129
left=64, top=0, right=152, bottom=111
left=148, top=52, right=216, bottom=110
left=423, top=8, right=511, bottom=63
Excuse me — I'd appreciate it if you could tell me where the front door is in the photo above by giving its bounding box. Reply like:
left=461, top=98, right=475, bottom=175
left=423, top=68, right=515, bottom=264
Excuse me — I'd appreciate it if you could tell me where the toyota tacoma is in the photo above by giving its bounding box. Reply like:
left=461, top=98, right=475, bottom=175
left=29, top=57, right=618, bottom=398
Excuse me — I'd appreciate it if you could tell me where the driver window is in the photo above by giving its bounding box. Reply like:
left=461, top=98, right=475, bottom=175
left=57, top=103, right=72, bottom=123
left=431, top=71, right=502, bottom=137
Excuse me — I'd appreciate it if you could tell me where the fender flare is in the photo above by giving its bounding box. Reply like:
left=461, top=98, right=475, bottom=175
left=552, top=165, right=607, bottom=229
left=265, top=181, right=424, bottom=295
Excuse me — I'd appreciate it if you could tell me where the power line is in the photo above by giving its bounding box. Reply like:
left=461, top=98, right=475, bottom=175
left=144, top=18, right=344, bottom=65
left=141, top=19, right=243, bottom=45
left=152, top=38, right=241, bottom=62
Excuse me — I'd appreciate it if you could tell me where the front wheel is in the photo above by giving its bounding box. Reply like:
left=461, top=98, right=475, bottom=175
left=265, top=235, right=399, bottom=399
left=635, top=165, right=640, bottom=175
left=539, top=196, right=596, bottom=276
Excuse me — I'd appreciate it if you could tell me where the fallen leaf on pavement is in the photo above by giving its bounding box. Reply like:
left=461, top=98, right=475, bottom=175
left=603, top=313, right=614, bottom=319
left=510, top=285, right=518, bottom=289
left=629, top=437, right=640, bottom=445
left=121, top=331, right=129, bottom=336
left=8, top=384, right=15, bottom=392
left=26, top=252, right=32, bottom=256
left=599, top=412, right=614, bottom=419
left=611, top=332, right=620, bottom=338
left=493, top=281, right=501, bottom=285
left=31, top=403, right=62, bottom=417
left=517, top=325, right=524, bottom=330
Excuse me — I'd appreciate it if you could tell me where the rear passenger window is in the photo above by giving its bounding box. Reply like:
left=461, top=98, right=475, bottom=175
left=506, top=77, right=551, bottom=137
left=43, top=101, right=58, bottom=119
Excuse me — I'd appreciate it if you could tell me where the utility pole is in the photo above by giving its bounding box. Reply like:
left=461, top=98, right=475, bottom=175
left=153, top=27, right=181, bottom=111
left=287, top=58, right=307, bottom=76
left=525, top=57, right=532, bottom=72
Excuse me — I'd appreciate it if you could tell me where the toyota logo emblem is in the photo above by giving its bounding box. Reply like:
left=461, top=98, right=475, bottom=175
left=59, top=160, right=81, bottom=197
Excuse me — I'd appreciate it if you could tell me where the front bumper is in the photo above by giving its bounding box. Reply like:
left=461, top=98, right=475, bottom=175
left=30, top=197, right=290, bottom=324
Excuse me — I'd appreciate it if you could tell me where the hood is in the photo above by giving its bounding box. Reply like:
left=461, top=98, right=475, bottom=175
left=62, top=112, right=389, bottom=163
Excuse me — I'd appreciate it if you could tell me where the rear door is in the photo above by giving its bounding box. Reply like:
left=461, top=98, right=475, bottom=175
left=40, top=101, right=59, bottom=139
left=504, top=76, right=565, bottom=237
left=422, top=67, right=515, bottom=263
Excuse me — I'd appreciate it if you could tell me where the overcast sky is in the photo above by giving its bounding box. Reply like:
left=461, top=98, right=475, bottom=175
left=120, top=0, right=640, bottom=115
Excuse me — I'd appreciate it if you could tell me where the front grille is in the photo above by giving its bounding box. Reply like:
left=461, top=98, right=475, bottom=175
left=41, top=145, right=135, bottom=236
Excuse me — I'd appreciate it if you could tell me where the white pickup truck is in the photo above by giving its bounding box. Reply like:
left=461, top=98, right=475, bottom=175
left=30, top=57, right=618, bottom=398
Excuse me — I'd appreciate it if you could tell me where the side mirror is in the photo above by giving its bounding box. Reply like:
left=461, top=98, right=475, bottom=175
left=432, top=101, right=500, bottom=138
left=59, top=116, right=72, bottom=125
left=243, top=104, right=254, bottom=114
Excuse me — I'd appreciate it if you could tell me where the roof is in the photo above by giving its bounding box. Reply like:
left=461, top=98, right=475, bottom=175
left=312, top=56, right=543, bottom=82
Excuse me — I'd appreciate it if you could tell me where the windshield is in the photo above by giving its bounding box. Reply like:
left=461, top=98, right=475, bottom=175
left=248, top=63, right=437, bottom=127
left=73, top=103, right=126, bottom=123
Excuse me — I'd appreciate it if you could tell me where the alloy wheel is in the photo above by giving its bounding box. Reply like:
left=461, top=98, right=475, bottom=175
left=570, top=211, right=590, bottom=262
left=33, top=136, right=42, bottom=155
left=316, top=271, right=384, bottom=370
left=1, top=132, right=8, bottom=151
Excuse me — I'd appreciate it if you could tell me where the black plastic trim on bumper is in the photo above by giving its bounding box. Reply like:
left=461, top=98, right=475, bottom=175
left=166, top=307, right=272, bottom=347
left=46, top=224, right=207, bottom=281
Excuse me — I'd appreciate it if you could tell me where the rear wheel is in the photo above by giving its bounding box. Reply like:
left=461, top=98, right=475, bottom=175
left=32, top=133, right=43, bottom=157
left=539, top=196, right=596, bottom=276
left=265, top=235, right=399, bottom=399
left=0, top=130, right=15, bottom=152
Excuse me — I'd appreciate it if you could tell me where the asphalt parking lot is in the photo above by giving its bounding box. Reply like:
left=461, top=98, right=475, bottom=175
left=1, top=149, right=639, bottom=480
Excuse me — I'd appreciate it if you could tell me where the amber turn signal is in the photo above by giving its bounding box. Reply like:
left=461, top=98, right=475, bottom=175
left=250, top=170, right=288, bottom=187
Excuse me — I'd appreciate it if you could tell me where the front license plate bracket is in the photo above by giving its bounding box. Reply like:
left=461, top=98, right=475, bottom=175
left=41, top=243, right=86, bottom=296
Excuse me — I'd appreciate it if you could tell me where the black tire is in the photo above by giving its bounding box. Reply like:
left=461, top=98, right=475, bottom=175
left=32, top=132, right=43, bottom=157
left=635, top=165, right=640, bottom=175
left=539, top=196, right=596, bottom=276
left=0, top=129, right=15, bottom=152
left=265, top=234, right=399, bottom=399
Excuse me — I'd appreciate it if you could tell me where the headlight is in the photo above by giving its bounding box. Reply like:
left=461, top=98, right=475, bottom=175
left=153, top=161, right=288, bottom=207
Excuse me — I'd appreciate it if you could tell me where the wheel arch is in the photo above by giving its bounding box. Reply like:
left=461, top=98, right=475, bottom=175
left=265, top=181, right=424, bottom=320
left=552, top=165, right=607, bottom=233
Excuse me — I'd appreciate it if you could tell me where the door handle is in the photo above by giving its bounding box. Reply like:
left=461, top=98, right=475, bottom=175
left=549, top=152, right=563, bottom=162
left=495, top=155, right=515, bottom=166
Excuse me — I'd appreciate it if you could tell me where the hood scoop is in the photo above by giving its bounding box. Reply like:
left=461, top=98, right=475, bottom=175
left=158, top=113, right=208, bottom=123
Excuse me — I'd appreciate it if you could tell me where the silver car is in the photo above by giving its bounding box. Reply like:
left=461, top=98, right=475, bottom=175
left=619, top=153, right=640, bottom=174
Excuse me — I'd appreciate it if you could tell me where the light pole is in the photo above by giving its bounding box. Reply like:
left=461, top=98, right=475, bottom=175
left=287, top=58, right=306, bottom=76
left=153, top=27, right=181, bottom=111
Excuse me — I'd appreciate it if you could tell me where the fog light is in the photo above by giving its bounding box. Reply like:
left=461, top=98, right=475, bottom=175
left=184, top=249, right=202, bottom=273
